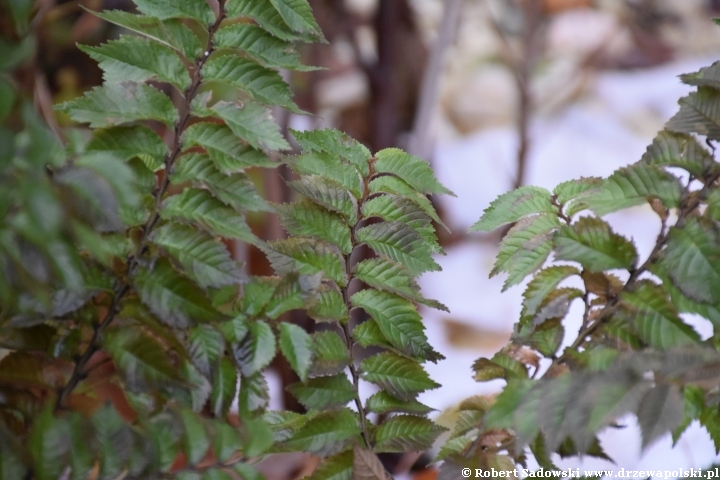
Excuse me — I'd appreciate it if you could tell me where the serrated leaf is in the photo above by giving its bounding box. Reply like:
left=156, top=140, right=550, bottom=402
left=522, top=318, right=564, bottom=357
left=492, top=213, right=561, bottom=290
left=360, top=352, right=439, bottom=401
left=105, top=326, right=186, bottom=392
left=210, top=357, right=237, bottom=417
left=520, top=266, right=579, bottom=324
left=472, top=354, right=526, bottom=382
left=582, top=164, right=682, bottom=216
left=57, top=82, right=177, bottom=127
left=132, top=0, right=215, bottom=25
left=227, top=0, right=323, bottom=42
left=152, top=222, right=246, bottom=288
left=29, top=408, right=68, bottom=480
left=264, top=237, right=346, bottom=286
left=183, top=122, right=275, bottom=172
left=265, top=272, right=321, bottom=319
left=212, top=421, right=242, bottom=462
left=641, top=130, right=719, bottom=179
left=365, top=391, right=433, bottom=416
left=290, top=128, right=370, bottom=173
left=134, top=258, right=222, bottom=328
left=667, top=86, right=720, bottom=141
left=701, top=405, right=720, bottom=453
left=269, top=0, right=323, bottom=39
left=279, top=409, right=360, bottom=457
left=354, top=445, right=391, bottom=480
left=308, top=285, right=348, bottom=323
left=680, top=60, right=720, bottom=88
left=204, top=55, right=302, bottom=113
left=368, top=176, right=447, bottom=231
left=470, top=186, right=556, bottom=232
left=239, top=371, right=270, bottom=414
left=86, top=124, right=167, bottom=171
left=637, top=384, right=684, bottom=449
left=554, top=216, right=637, bottom=272
left=351, top=289, right=443, bottom=362
left=673, top=385, right=704, bottom=444
left=310, top=331, right=350, bottom=377
left=280, top=322, right=313, bottom=381
left=287, top=373, right=355, bottom=410
left=274, top=200, right=352, bottom=254
left=92, top=11, right=202, bottom=59
left=188, top=324, right=224, bottom=377
left=374, top=148, right=454, bottom=197
left=374, top=415, right=445, bottom=453
left=352, top=320, right=393, bottom=350
left=307, top=450, right=353, bottom=480
left=179, top=409, right=210, bottom=466
left=79, top=35, right=190, bottom=90
left=354, top=258, right=447, bottom=311
left=356, top=221, right=439, bottom=276
left=436, top=435, right=473, bottom=462
left=553, top=177, right=602, bottom=205
left=214, top=24, right=314, bottom=71
left=233, top=320, right=276, bottom=376
left=209, top=100, right=289, bottom=151
left=621, top=281, right=701, bottom=348
left=285, top=151, right=363, bottom=198
left=161, top=189, right=259, bottom=244
left=172, top=153, right=270, bottom=212
left=242, top=277, right=278, bottom=316
left=288, top=175, right=357, bottom=224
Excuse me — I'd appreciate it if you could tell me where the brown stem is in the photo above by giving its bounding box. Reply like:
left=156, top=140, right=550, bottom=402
left=54, top=3, right=228, bottom=411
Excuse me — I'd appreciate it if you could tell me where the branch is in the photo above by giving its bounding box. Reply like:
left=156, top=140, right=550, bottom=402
left=55, top=2, right=228, bottom=411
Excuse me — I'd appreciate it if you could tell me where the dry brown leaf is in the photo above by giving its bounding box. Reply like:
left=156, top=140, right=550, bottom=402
left=353, top=445, right=391, bottom=480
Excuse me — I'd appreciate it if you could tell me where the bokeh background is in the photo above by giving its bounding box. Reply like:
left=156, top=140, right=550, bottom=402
left=5, top=0, right=720, bottom=477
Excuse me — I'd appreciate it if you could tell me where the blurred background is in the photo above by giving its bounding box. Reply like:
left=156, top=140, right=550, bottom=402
left=4, top=0, right=720, bottom=477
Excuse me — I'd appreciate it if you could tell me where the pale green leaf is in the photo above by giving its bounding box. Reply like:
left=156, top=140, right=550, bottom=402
left=287, top=373, right=355, bottom=410
left=470, top=186, right=556, bottom=232
left=188, top=324, right=224, bottom=377
left=288, top=175, right=357, bottom=224
left=233, top=320, right=276, bottom=376
left=279, top=409, right=359, bottom=457
left=520, top=266, right=580, bottom=324
left=368, top=176, right=447, bottom=231
left=374, top=148, right=454, bottom=196
left=310, top=331, right=350, bottom=377
left=151, top=222, right=246, bottom=288
left=86, top=124, right=167, bottom=171
left=57, top=82, right=177, bottom=127
left=269, top=0, right=324, bottom=39
left=264, top=237, right=347, bottom=286
left=554, top=216, right=637, bottom=272
left=132, top=0, right=215, bottom=25
left=279, top=322, right=313, bottom=381
left=133, top=258, right=222, bottom=328
left=182, top=122, right=275, bottom=172
left=307, top=284, right=348, bottom=323
left=351, top=288, right=443, bottom=362
left=264, top=272, right=321, bottom=319
left=239, top=371, right=270, bottom=414
left=226, top=0, right=323, bottom=42
left=553, top=177, right=602, bottom=205
left=79, top=35, right=190, bottom=90
left=356, top=221, right=440, bottom=275
left=352, top=320, right=393, bottom=350
left=179, top=409, right=210, bottom=466
left=210, top=358, right=237, bottom=417
left=212, top=422, right=242, bottom=461
left=209, top=100, right=290, bottom=151
left=360, top=352, right=439, bottom=401
left=365, top=391, right=434, bottom=416
left=374, top=415, right=446, bottom=453
left=290, top=128, right=370, bottom=176
left=641, top=130, right=719, bottom=179
left=667, top=87, right=720, bottom=141
left=285, top=151, right=363, bottom=198
left=274, top=200, right=352, bottom=254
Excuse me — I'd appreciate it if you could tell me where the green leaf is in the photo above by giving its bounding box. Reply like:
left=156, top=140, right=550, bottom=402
left=351, top=289, right=443, bottom=362
left=227, top=0, right=323, bottom=42
left=308, top=285, right=348, bottom=323
left=212, top=422, right=242, bottom=462
left=310, top=331, right=349, bottom=377
left=210, top=357, right=238, bottom=417
left=274, top=200, right=352, bottom=254
left=86, top=124, right=167, bottom=171
left=0, top=78, right=15, bottom=123
left=183, top=122, right=275, bottom=172
left=279, top=322, right=313, bottom=382
left=134, top=258, right=222, bottom=328
left=435, top=436, right=473, bottom=462
left=520, top=266, right=580, bottom=324
left=93, top=405, right=132, bottom=478
left=621, top=281, right=701, bottom=348
left=291, top=127, right=370, bottom=171
left=105, top=326, right=187, bottom=391
left=553, top=177, right=602, bottom=205
left=264, top=237, right=346, bottom=286
left=172, top=153, right=270, bottom=212
left=285, top=150, right=363, bottom=198
left=264, top=272, right=321, bottom=319
left=269, top=0, right=324, bottom=39
left=288, top=175, right=357, bottom=224
left=209, top=101, right=290, bottom=151
left=178, top=409, right=210, bottom=466
left=492, top=213, right=561, bottom=290
left=368, top=176, right=447, bottom=231
left=152, top=222, right=245, bottom=289
left=637, top=384, right=684, bottom=450
left=79, top=36, right=190, bottom=90
left=287, top=373, right=355, bottom=410
left=354, top=258, right=447, bottom=311
left=161, top=189, right=259, bottom=244
left=701, top=405, right=720, bottom=453
left=204, top=55, right=302, bottom=113
left=366, top=391, right=434, bottom=416
left=554, top=216, right=637, bottom=272
left=361, top=194, right=442, bottom=254
left=67, top=413, right=94, bottom=480
left=132, top=0, right=215, bottom=25
left=374, top=415, right=446, bottom=453
left=641, top=130, right=719, bottom=179
left=279, top=409, right=359, bottom=457
left=356, top=221, right=440, bottom=276
left=360, top=352, right=439, bottom=401
left=57, top=82, right=178, bottom=127
left=239, top=371, right=270, bottom=414
left=673, top=385, right=705, bottom=444
left=92, top=11, right=202, bottom=59
left=240, top=418, right=273, bottom=457
left=523, top=318, right=565, bottom=357
left=470, top=186, right=556, bottom=232
left=233, top=320, right=276, bottom=376
left=233, top=463, right=266, bottom=480
left=374, top=148, right=454, bottom=196
left=352, top=320, right=393, bottom=350
left=214, top=24, right=314, bottom=71
left=660, top=217, right=720, bottom=304
left=307, top=450, right=353, bottom=480
left=667, top=87, right=720, bottom=141
left=188, top=324, right=224, bottom=377
left=29, top=408, right=68, bottom=480
left=582, top=164, right=682, bottom=216
left=242, top=277, right=278, bottom=316
left=680, top=60, right=720, bottom=88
